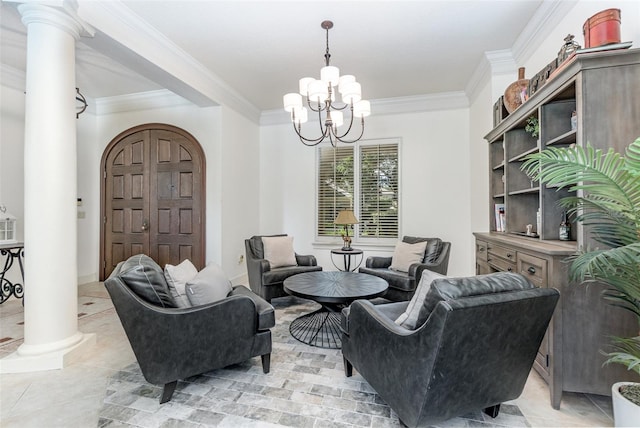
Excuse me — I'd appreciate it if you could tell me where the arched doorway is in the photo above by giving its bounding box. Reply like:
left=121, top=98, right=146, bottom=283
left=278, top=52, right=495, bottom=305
left=100, top=124, right=206, bottom=280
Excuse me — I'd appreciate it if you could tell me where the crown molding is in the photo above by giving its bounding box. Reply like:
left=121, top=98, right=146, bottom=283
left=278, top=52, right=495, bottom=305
left=511, top=0, right=578, bottom=64
left=465, top=49, right=517, bottom=104
left=260, top=92, right=469, bottom=126
left=77, top=0, right=260, bottom=123
left=94, top=89, right=191, bottom=115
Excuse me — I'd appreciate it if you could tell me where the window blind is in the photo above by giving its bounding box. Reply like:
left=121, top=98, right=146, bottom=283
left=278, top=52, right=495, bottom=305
left=359, top=144, right=399, bottom=238
left=317, top=146, right=354, bottom=237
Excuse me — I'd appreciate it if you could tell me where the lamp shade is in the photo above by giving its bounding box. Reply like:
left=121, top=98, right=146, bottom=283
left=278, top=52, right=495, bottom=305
left=353, top=100, right=371, bottom=118
left=330, top=110, right=344, bottom=127
left=291, top=106, right=308, bottom=124
left=341, top=81, right=361, bottom=104
left=283, top=93, right=303, bottom=112
left=299, top=77, right=315, bottom=95
left=334, top=209, right=359, bottom=225
left=321, top=66, right=340, bottom=87
left=308, top=79, right=329, bottom=103
left=338, top=75, right=356, bottom=93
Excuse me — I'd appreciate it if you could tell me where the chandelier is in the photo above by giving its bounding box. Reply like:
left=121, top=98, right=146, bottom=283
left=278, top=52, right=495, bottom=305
left=283, top=20, right=370, bottom=147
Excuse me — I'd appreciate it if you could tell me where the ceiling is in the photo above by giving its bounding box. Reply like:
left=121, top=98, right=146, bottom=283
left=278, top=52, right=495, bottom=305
left=1, top=0, right=547, bottom=112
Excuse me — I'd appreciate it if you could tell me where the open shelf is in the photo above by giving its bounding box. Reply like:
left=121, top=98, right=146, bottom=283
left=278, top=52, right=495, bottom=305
left=547, top=129, right=576, bottom=146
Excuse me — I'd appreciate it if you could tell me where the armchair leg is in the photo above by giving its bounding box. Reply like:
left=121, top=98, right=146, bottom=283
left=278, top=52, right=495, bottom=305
left=343, top=357, right=353, bottom=377
left=160, top=381, right=177, bottom=404
left=483, top=404, right=500, bottom=418
left=261, top=353, right=271, bottom=374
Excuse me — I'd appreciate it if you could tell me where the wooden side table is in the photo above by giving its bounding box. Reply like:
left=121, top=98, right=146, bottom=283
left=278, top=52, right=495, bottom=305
left=330, top=248, right=364, bottom=272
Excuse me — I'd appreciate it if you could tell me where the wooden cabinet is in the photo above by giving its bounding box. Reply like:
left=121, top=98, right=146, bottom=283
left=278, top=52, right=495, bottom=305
left=477, top=49, right=640, bottom=409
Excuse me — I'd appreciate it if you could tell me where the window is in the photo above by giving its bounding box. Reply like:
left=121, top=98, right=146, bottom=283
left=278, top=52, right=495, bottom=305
left=317, top=139, right=399, bottom=243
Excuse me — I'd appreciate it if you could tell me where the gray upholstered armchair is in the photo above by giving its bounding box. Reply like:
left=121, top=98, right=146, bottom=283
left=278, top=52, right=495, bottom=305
left=245, top=234, right=322, bottom=302
left=359, top=236, right=451, bottom=301
left=341, top=272, right=559, bottom=427
left=104, top=254, right=274, bottom=404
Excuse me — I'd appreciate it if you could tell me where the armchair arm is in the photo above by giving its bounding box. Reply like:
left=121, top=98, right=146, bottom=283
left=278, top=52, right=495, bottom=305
left=295, top=253, right=318, bottom=266
left=365, top=256, right=393, bottom=269
left=408, top=242, right=451, bottom=279
left=229, top=285, right=275, bottom=330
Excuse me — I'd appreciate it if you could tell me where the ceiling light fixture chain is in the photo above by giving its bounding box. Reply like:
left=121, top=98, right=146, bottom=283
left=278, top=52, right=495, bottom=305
left=283, top=20, right=370, bottom=147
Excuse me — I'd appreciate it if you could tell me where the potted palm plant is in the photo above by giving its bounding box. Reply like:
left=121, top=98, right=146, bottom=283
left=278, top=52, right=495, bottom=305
left=522, top=137, right=640, bottom=426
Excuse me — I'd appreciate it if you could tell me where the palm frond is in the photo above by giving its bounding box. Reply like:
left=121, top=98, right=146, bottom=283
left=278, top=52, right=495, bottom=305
left=603, top=336, right=640, bottom=376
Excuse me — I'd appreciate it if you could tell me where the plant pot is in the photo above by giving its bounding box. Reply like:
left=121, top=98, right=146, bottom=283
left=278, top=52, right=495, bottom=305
left=612, top=382, right=640, bottom=427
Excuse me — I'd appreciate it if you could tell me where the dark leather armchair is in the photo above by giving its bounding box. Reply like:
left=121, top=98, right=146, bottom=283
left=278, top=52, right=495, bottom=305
left=341, top=272, right=559, bottom=427
left=245, top=234, right=322, bottom=302
left=359, top=236, right=451, bottom=301
left=104, top=255, right=275, bottom=404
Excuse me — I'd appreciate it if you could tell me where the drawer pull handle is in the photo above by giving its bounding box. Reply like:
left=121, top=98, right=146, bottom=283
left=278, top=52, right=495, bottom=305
left=507, top=253, right=513, bottom=259
left=528, top=266, right=536, bottom=274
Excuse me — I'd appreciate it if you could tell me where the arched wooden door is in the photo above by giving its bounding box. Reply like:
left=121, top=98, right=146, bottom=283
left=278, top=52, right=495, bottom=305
left=100, top=124, right=206, bottom=280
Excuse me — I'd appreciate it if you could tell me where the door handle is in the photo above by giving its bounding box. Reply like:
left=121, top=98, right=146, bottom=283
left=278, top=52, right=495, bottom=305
left=141, top=220, right=149, bottom=231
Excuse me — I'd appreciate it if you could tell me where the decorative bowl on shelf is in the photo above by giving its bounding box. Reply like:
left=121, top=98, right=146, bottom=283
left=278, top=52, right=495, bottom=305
left=504, top=67, right=529, bottom=113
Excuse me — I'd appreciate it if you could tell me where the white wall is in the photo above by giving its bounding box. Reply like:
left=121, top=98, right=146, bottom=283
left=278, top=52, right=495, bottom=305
left=259, top=106, right=473, bottom=277
left=77, top=111, right=100, bottom=283
left=219, top=106, right=261, bottom=281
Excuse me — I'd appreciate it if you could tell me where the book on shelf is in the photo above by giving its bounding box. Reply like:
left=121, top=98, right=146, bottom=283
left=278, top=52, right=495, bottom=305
left=494, top=204, right=506, bottom=232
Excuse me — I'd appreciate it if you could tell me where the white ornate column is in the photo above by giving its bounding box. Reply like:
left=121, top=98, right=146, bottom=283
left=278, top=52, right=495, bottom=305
left=0, top=0, right=95, bottom=373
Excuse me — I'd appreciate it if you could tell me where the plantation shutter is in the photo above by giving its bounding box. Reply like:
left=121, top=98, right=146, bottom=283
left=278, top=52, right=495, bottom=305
left=317, top=146, right=354, bottom=237
left=359, top=143, right=399, bottom=238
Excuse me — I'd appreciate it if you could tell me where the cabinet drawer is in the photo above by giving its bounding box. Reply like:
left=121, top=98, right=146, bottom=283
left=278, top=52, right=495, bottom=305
left=488, top=256, right=516, bottom=273
left=476, top=240, right=489, bottom=261
left=518, top=252, right=548, bottom=287
left=488, top=244, right=516, bottom=263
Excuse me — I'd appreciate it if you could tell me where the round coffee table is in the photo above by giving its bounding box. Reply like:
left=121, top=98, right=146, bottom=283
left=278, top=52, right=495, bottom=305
left=283, top=271, right=388, bottom=349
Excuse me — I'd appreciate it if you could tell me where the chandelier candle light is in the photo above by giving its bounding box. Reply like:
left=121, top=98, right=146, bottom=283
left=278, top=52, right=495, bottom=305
left=283, top=20, right=371, bottom=146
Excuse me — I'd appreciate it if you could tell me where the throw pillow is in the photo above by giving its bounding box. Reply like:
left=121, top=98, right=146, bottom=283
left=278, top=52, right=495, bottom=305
left=118, top=254, right=177, bottom=308
left=395, top=269, right=446, bottom=329
left=185, top=263, right=233, bottom=306
left=164, top=259, right=198, bottom=308
left=262, top=235, right=297, bottom=268
left=389, top=240, right=428, bottom=272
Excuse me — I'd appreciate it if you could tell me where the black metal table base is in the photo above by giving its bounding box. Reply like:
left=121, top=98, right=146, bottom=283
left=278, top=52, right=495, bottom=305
left=289, top=307, right=343, bottom=349
left=0, top=245, right=25, bottom=304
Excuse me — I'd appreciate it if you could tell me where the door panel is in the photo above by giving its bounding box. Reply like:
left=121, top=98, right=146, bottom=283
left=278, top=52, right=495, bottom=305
left=101, top=125, right=205, bottom=279
left=104, top=131, right=150, bottom=276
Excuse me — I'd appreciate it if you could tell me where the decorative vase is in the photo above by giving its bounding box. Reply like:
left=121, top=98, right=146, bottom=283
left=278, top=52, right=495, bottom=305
left=612, top=382, right=640, bottom=427
left=503, top=67, right=529, bottom=113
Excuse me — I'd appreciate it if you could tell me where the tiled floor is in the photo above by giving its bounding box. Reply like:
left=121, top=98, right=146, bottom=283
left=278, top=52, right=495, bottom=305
left=0, top=282, right=615, bottom=427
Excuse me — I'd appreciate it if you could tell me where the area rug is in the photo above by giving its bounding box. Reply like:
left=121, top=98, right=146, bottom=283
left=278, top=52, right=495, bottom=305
left=98, top=296, right=530, bottom=427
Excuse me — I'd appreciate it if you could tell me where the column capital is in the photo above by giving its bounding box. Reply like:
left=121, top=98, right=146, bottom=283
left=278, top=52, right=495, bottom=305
left=16, top=0, right=94, bottom=40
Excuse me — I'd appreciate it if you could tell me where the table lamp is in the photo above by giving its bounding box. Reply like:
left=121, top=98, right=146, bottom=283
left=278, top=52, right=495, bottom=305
left=334, top=210, right=359, bottom=251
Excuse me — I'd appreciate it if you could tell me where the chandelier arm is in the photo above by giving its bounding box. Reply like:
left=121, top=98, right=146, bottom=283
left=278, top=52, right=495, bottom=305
left=307, top=98, right=326, bottom=113
left=331, top=103, right=349, bottom=111
left=334, top=117, right=365, bottom=144
left=292, top=121, right=330, bottom=146
left=334, top=105, right=356, bottom=139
